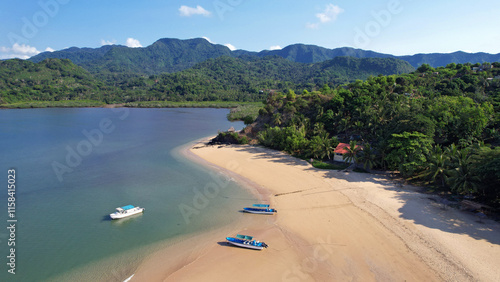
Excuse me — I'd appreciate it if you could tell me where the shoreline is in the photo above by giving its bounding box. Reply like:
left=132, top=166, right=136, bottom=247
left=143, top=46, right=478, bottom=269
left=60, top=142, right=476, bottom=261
left=49, top=136, right=256, bottom=282
left=0, top=101, right=260, bottom=110
left=132, top=142, right=500, bottom=281
left=180, top=137, right=273, bottom=203
left=131, top=138, right=281, bottom=281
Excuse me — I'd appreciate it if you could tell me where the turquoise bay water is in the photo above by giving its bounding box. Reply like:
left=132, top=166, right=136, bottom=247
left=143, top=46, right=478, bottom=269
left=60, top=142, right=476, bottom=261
left=0, top=108, right=254, bottom=281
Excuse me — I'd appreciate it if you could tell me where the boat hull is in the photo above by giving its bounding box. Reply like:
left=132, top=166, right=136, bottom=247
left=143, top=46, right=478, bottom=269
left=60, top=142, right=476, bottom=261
left=227, top=240, right=264, bottom=250
left=110, top=207, right=145, bottom=219
left=243, top=207, right=277, bottom=215
left=243, top=210, right=275, bottom=215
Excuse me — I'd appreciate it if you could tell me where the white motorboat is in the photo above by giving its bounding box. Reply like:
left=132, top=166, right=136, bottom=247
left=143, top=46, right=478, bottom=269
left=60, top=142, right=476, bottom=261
left=109, top=205, right=145, bottom=219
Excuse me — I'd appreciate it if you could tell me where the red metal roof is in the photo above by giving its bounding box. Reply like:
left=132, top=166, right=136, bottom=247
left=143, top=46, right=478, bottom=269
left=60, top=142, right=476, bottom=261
left=334, top=143, right=363, bottom=154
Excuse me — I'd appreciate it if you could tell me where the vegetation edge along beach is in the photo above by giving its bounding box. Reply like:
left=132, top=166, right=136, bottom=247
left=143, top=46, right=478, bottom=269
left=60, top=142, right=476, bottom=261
left=136, top=137, right=497, bottom=281
left=211, top=62, right=500, bottom=211
left=2, top=59, right=499, bottom=208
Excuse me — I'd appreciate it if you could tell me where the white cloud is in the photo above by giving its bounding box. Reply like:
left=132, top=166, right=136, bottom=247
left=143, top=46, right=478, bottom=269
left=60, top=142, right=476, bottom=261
left=317, top=4, right=344, bottom=23
left=306, top=23, right=319, bottom=29
left=0, top=43, right=48, bottom=59
left=270, top=45, right=282, bottom=50
left=100, top=39, right=116, bottom=46
left=45, top=47, right=55, bottom=52
left=12, top=43, right=39, bottom=56
left=126, top=38, right=142, bottom=48
left=179, top=5, right=211, bottom=17
left=307, top=3, right=344, bottom=29
left=224, top=43, right=236, bottom=51
left=202, top=36, right=214, bottom=44
left=200, top=37, right=234, bottom=50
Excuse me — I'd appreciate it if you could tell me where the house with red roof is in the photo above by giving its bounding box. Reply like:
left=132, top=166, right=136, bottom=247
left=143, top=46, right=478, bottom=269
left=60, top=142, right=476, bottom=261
left=333, top=143, right=364, bottom=163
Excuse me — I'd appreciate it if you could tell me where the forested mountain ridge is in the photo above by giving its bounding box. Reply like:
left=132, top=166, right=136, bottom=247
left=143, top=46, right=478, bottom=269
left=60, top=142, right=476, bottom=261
left=1, top=56, right=414, bottom=104
left=398, top=51, right=500, bottom=70
left=28, top=45, right=117, bottom=66
left=28, top=37, right=500, bottom=75
left=253, top=44, right=394, bottom=63
left=30, top=38, right=233, bottom=75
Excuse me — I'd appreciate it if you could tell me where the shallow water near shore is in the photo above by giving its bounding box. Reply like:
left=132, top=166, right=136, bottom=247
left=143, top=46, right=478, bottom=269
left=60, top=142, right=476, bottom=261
left=0, top=108, right=255, bottom=281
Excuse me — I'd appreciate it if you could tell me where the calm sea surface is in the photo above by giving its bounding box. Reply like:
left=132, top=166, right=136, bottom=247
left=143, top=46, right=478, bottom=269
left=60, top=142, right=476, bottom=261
left=0, top=108, right=254, bottom=281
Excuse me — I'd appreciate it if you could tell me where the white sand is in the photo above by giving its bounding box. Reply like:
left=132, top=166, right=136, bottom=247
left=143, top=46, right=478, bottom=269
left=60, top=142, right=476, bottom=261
left=131, top=143, right=500, bottom=281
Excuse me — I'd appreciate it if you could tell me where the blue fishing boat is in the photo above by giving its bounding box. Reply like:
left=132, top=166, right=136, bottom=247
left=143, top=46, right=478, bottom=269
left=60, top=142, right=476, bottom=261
left=243, top=204, right=277, bottom=215
left=226, top=234, right=268, bottom=250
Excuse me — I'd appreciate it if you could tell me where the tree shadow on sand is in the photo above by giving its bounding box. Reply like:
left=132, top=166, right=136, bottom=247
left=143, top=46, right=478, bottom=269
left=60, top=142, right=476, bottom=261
left=234, top=145, right=500, bottom=246
left=320, top=169, right=500, bottom=246
left=232, top=145, right=312, bottom=168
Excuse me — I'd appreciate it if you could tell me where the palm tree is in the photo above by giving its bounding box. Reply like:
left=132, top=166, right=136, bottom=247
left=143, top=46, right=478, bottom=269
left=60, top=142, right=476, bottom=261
left=356, top=143, right=378, bottom=170
left=292, top=115, right=310, bottom=132
left=445, top=143, right=459, bottom=160
left=418, top=145, right=449, bottom=187
left=308, top=132, right=334, bottom=160
left=308, top=135, right=325, bottom=159
left=342, top=140, right=361, bottom=165
left=446, top=148, right=480, bottom=195
left=319, top=133, right=335, bottom=160
left=313, top=122, right=325, bottom=135
left=354, top=120, right=364, bottom=132
left=272, top=113, right=282, bottom=126
left=315, top=106, right=324, bottom=121
left=339, top=117, right=350, bottom=137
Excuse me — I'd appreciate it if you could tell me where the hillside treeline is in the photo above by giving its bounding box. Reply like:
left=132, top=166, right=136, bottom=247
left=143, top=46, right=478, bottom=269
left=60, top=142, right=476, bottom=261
left=253, top=62, right=500, bottom=206
left=0, top=56, right=414, bottom=105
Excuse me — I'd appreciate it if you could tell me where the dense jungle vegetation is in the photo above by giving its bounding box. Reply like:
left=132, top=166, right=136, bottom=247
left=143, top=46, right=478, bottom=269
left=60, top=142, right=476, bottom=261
left=252, top=62, right=500, bottom=206
left=2, top=52, right=499, bottom=206
left=0, top=56, right=413, bottom=105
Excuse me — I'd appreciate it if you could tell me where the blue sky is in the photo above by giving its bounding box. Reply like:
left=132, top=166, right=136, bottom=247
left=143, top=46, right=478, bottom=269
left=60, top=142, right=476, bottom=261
left=1, top=0, right=500, bottom=59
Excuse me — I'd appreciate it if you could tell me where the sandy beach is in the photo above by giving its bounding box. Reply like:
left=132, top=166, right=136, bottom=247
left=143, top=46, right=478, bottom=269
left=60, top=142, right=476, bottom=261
left=132, top=141, right=500, bottom=281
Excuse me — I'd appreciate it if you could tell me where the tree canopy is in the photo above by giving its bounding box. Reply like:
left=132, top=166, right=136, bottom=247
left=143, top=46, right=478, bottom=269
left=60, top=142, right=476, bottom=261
left=249, top=62, right=500, bottom=206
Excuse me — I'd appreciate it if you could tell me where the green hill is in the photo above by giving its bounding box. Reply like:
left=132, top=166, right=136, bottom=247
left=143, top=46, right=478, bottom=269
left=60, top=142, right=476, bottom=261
left=0, top=58, right=110, bottom=104
left=29, top=38, right=500, bottom=73
left=123, top=56, right=414, bottom=102
left=30, top=38, right=233, bottom=75
left=1, top=55, right=415, bottom=104
left=28, top=45, right=116, bottom=66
